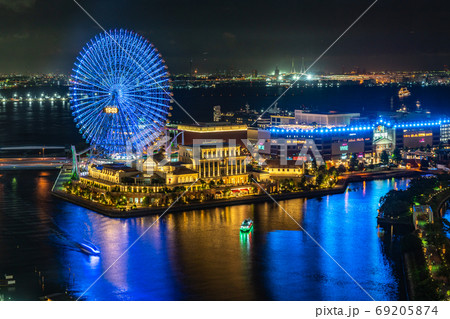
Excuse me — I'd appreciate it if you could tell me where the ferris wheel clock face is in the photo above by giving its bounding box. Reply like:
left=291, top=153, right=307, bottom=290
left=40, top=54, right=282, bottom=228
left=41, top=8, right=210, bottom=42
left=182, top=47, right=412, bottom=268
left=70, top=29, right=171, bottom=157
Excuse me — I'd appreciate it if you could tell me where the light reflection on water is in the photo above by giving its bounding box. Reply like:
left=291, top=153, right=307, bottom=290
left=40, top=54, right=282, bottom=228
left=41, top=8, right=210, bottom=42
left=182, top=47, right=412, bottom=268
left=0, top=171, right=410, bottom=300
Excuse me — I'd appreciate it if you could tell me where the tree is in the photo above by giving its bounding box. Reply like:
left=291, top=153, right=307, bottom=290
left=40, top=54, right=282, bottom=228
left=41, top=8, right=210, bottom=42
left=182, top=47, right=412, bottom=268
left=357, top=162, right=365, bottom=171
left=420, top=158, right=429, bottom=169
left=298, top=175, right=307, bottom=189
left=317, top=165, right=327, bottom=174
left=311, top=157, right=318, bottom=171
left=328, top=166, right=338, bottom=178
left=338, top=164, right=347, bottom=174
left=315, top=172, right=325, bottom=187
left=349, top=153, right=358, bottom=171
left=392, top=148, right=402, bottom=164
left=380, top=150, right=389, bottom=165
left=379, top=189, right=411, bottom=218
left=142, top=196, right=150, bottom=207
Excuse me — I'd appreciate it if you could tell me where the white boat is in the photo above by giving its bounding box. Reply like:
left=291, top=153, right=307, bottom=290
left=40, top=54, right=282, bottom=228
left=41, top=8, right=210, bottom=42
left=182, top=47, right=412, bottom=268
left=240, top=219, right=254, bottom=232
left=77, top=240, right=100, bottom=255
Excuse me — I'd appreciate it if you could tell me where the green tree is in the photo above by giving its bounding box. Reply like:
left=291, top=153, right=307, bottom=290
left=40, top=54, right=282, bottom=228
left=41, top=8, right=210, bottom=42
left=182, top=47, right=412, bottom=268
left=328, top=166, right=338, bottom=178
left=337, top=164, right=347, bottom=174
left=420, top=158, right=429, bottom=169
left=349, top=153, right=358, bottom=171
left=380, top=150, right=389, bottom=165
left=392, top=148, right=402, bottom=164
left=142, top=196, right=150, bottom=207
left=357, top=161, right=365, bottom=171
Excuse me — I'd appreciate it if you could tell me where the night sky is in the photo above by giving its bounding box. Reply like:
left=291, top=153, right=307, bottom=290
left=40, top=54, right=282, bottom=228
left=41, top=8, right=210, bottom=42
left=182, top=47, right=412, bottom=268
left=0, top=0, right=449, bottom=74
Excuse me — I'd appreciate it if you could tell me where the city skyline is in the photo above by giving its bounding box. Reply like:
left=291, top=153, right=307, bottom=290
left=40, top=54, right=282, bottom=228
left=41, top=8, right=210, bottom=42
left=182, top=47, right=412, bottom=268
left=0, top=0, right=449, bottom=74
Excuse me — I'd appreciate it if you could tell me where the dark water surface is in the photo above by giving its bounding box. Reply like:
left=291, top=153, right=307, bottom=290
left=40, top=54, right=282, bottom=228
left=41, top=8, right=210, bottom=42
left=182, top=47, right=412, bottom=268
left=1, top=85, right=450, bottom=147
left=0, top=170, right=409, bottom=300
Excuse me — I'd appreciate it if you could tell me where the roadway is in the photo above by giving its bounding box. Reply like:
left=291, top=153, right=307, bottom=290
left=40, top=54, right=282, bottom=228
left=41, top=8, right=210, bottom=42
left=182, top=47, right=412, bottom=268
left=0, top=157, right=69, bottom=170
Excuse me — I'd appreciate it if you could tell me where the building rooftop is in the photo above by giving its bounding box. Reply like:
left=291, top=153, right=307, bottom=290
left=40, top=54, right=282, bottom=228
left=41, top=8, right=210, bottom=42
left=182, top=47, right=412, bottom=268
left=98, top=164, right=139, bottom=173
left=80, top=176, right=118, bottom=186
left=177, top=122, right=248, bottom=132
left=295, top=110, right=361, bottom=116
left=265, top=159, right=304, bottom=168
left=172, top=167, right=198, bottom=175
left=181, top=142, right=238, bottom=149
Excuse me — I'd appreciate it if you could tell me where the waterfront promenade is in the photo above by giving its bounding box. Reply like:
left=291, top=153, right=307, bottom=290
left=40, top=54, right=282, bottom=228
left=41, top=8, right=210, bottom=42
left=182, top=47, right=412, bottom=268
left=51, top=168, right=425, bottom=218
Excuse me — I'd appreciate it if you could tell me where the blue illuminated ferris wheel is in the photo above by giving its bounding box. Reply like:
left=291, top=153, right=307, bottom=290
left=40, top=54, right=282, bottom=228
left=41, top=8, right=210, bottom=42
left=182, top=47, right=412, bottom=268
left=70, top=29, right=171, bottom=156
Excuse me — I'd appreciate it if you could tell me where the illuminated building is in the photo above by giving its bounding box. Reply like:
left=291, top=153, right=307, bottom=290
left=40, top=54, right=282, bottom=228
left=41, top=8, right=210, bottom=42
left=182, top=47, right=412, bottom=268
left=262, top=119, right=448, bottom=163
left=268, top=126, right=374, bottom=162
left=179, top=143, right=248, bottom=184
left=373, top=124, right=395, bottom=156
left=159, top=166, right=199, bottom=185
left=142, top=153, right=199, bottom=185
left=80, top=164, right=148, bottom=193
left=294, top=110, right=360, bottom=126
left=176, top=123, right=248, bottom=147
left=86, top=164, right=140, bottom=184
left=265, top=160, right=305, bottom=178
left=270, top=115, right=296, bottom=126
left=391, top=121, right=442, bottom=149
left=441, top=123, right=450, bottom=145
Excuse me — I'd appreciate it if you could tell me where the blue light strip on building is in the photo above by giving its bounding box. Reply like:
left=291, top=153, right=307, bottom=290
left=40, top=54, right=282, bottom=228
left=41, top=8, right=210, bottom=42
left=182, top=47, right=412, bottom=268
left=269, top=118, right=450, bottom=135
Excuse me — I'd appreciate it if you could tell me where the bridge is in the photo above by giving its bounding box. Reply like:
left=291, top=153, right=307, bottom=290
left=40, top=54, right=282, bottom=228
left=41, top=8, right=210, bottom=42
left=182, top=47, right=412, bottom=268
left=0, top=157, right=69, bottom=170
left=0, top=146, right=66, bottom=151
left=0, top=145, right=91, bottom=175
left=0, top=145, right=70, bottom=169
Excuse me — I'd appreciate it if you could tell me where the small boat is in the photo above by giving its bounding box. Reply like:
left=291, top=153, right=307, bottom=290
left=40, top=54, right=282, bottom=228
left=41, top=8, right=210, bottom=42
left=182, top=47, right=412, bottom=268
left=240, top=219, right=253, bottom=232
left=77, top=240, right=100, bottom=256
left=398, top=87, right=411, bottom=98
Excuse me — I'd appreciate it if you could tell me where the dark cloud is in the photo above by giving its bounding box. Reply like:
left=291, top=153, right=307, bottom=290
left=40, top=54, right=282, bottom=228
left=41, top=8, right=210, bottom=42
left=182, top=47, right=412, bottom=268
left=0, top=0, right=36, bottom=12
left=0, top=0, right=449, bottom=73
left=223, top=32, right=236, bottom=40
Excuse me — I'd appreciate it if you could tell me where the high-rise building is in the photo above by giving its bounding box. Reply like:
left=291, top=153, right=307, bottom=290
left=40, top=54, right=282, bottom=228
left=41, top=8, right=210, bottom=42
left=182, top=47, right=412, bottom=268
left=274, top=66, right=280, bottom=78
left=440, top=123, right=450, bottom=145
